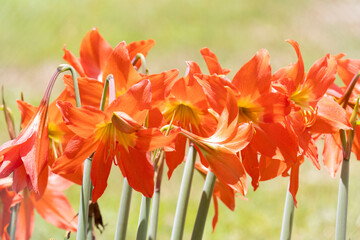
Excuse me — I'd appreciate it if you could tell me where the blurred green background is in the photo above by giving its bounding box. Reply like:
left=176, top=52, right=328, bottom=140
left=2, top=0, right=360, bottom=239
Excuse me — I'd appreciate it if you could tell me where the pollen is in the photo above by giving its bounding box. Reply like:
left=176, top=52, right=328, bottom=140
left=162, top=101, right=203, bottom=130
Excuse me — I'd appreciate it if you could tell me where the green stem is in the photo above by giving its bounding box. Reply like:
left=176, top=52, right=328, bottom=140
left=335, top=159, right=350, bottom=240
left=280, top=183, right=295, bottom=240
left=76, top=156, right=93, bottom=240
left=148, top=151, right=165, bottom=240
left=191, top=171, right=216, bottom=240
left=8, top=203, right=19, bottom=240
left=136, top=196, right=151, bottom=240
left=114, top=178, right=133, bottom=240
left=58, top=64, right=81, bottom=107
left=76, top=76, right=109, bottom=240
left=170, top=144, right=197, bottom=240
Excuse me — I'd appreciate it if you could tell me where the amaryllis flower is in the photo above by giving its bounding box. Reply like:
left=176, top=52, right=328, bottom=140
left=272, top=40, right=351, bottom=201
left=0, top=69, right=61, bottom=196
left=53, top=80, right=177, bottom=201
left=178, top=89, right=254, bottom=195
left=156, top=61, right=218, bottom=178
left=63, top=28, right=155, bottom=81
left=196, top=48, right=295, bottom=190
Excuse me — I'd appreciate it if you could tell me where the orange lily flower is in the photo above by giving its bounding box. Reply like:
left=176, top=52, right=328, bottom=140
left=0, top=70, right=62, bottom=196
left=156, top=61, right=218, bottom=178
left=63, top=28, right=155, bottom=81
left=196, top=48, right=295, bottom=190
left=272, top=40, right=351, bottom=201
left=178, top=89, right=254, bottom=195
left=53, top=80, right=176, bottom=201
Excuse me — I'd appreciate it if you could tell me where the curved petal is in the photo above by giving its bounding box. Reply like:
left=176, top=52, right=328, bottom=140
left=200, top=47, right=230, bottom=75
left=17, top=100, right=37, bottom=129
left=127, top=39, right=156, bottom=69
left=117, top=146, right=154, bottom=197
left=79, top=28, right=113, bottom=79
left=63, top=45, right=86, bottom=77
left=323, top=133, right=343, bottom=177
left=33, top=186, right=77, bottom=231
left=52, top=136, right=98, bottom=175
left=102, top=41, right=141, bottom=90
left=232, top=49, right=271, bottom=98
left=56, top=101, right=106, bottom=139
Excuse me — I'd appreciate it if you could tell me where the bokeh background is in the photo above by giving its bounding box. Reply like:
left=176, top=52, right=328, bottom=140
left=1, top=0, right=360, bottom=239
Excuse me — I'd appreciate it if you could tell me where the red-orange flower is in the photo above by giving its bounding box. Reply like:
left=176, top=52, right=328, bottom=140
left=0, top=70, right=61, bottom=196
left=63, top=28, right=155, bottom=82
left=53, top=80, right=176, bottom=201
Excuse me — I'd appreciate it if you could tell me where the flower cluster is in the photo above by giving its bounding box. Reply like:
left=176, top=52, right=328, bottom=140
left=1, top=28, right=360, bottom=239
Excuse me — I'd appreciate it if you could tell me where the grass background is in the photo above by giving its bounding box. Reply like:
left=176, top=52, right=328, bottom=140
left=1, top=0, right=360, bottom=239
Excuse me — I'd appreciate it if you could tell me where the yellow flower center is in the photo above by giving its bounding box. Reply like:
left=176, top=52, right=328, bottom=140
left=48, top=122, right=64, bottom=143
left=95, top=122, right=137, bottom=152
left=162, top=101, right=203, bottom=131
left=290, top=86, right=313, bottom=108
left=237, top=97, right=262, bottom=124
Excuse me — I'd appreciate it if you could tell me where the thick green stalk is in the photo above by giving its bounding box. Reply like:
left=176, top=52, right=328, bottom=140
left=148, top=151, right=165, bottom=240
left=171, top=144, right=197, bottom=240
left=114, top=178, right=133, bottom=240
left=136, top=196, right=151, bottom=240
left=335, top=159, right=350, bottom=240
left=335, top=98, right=358, bottom=240
left=8, top=204, right=19, bottom=240
left=191, top=171, right=216, bottom=240
left=280, top=184, right=295, bottom=240
left=77, top=156, right=93, bottom=240
left=76, top=76, right=110, bottom=240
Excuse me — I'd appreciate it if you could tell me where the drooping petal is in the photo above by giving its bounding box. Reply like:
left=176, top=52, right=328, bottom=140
left=91, top=138, right=115, bottom=202
left=165, top=134, right=187, bottom=179
left=259, top=155, right=289, bottom=181
left=117, top=146, right=154, bottom=197
left=241, top=144, right=260, bottom=190
left=33, top=184, right=77, bottom=231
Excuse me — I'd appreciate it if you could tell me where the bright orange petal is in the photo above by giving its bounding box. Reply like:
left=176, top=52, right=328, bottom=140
left=63, top=45, right=86, bottom=77
left=79, top=28, right=113, bottom=79
left=33, top=184, right=77, bottom=231
left=127, top=39, right=156, bottom=69
left=117, top=146, right=154, bottom=197
left=323, top=133, right=343, bottom=177
left=102, top=41, right=141, bottom=90
left=57, top=101, right=106, bottom=139
left=232, top=49, right=271, bottom=98
left=200, top=47, right=230, bottom=75
left=16, top=189, right=34, bottom=240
